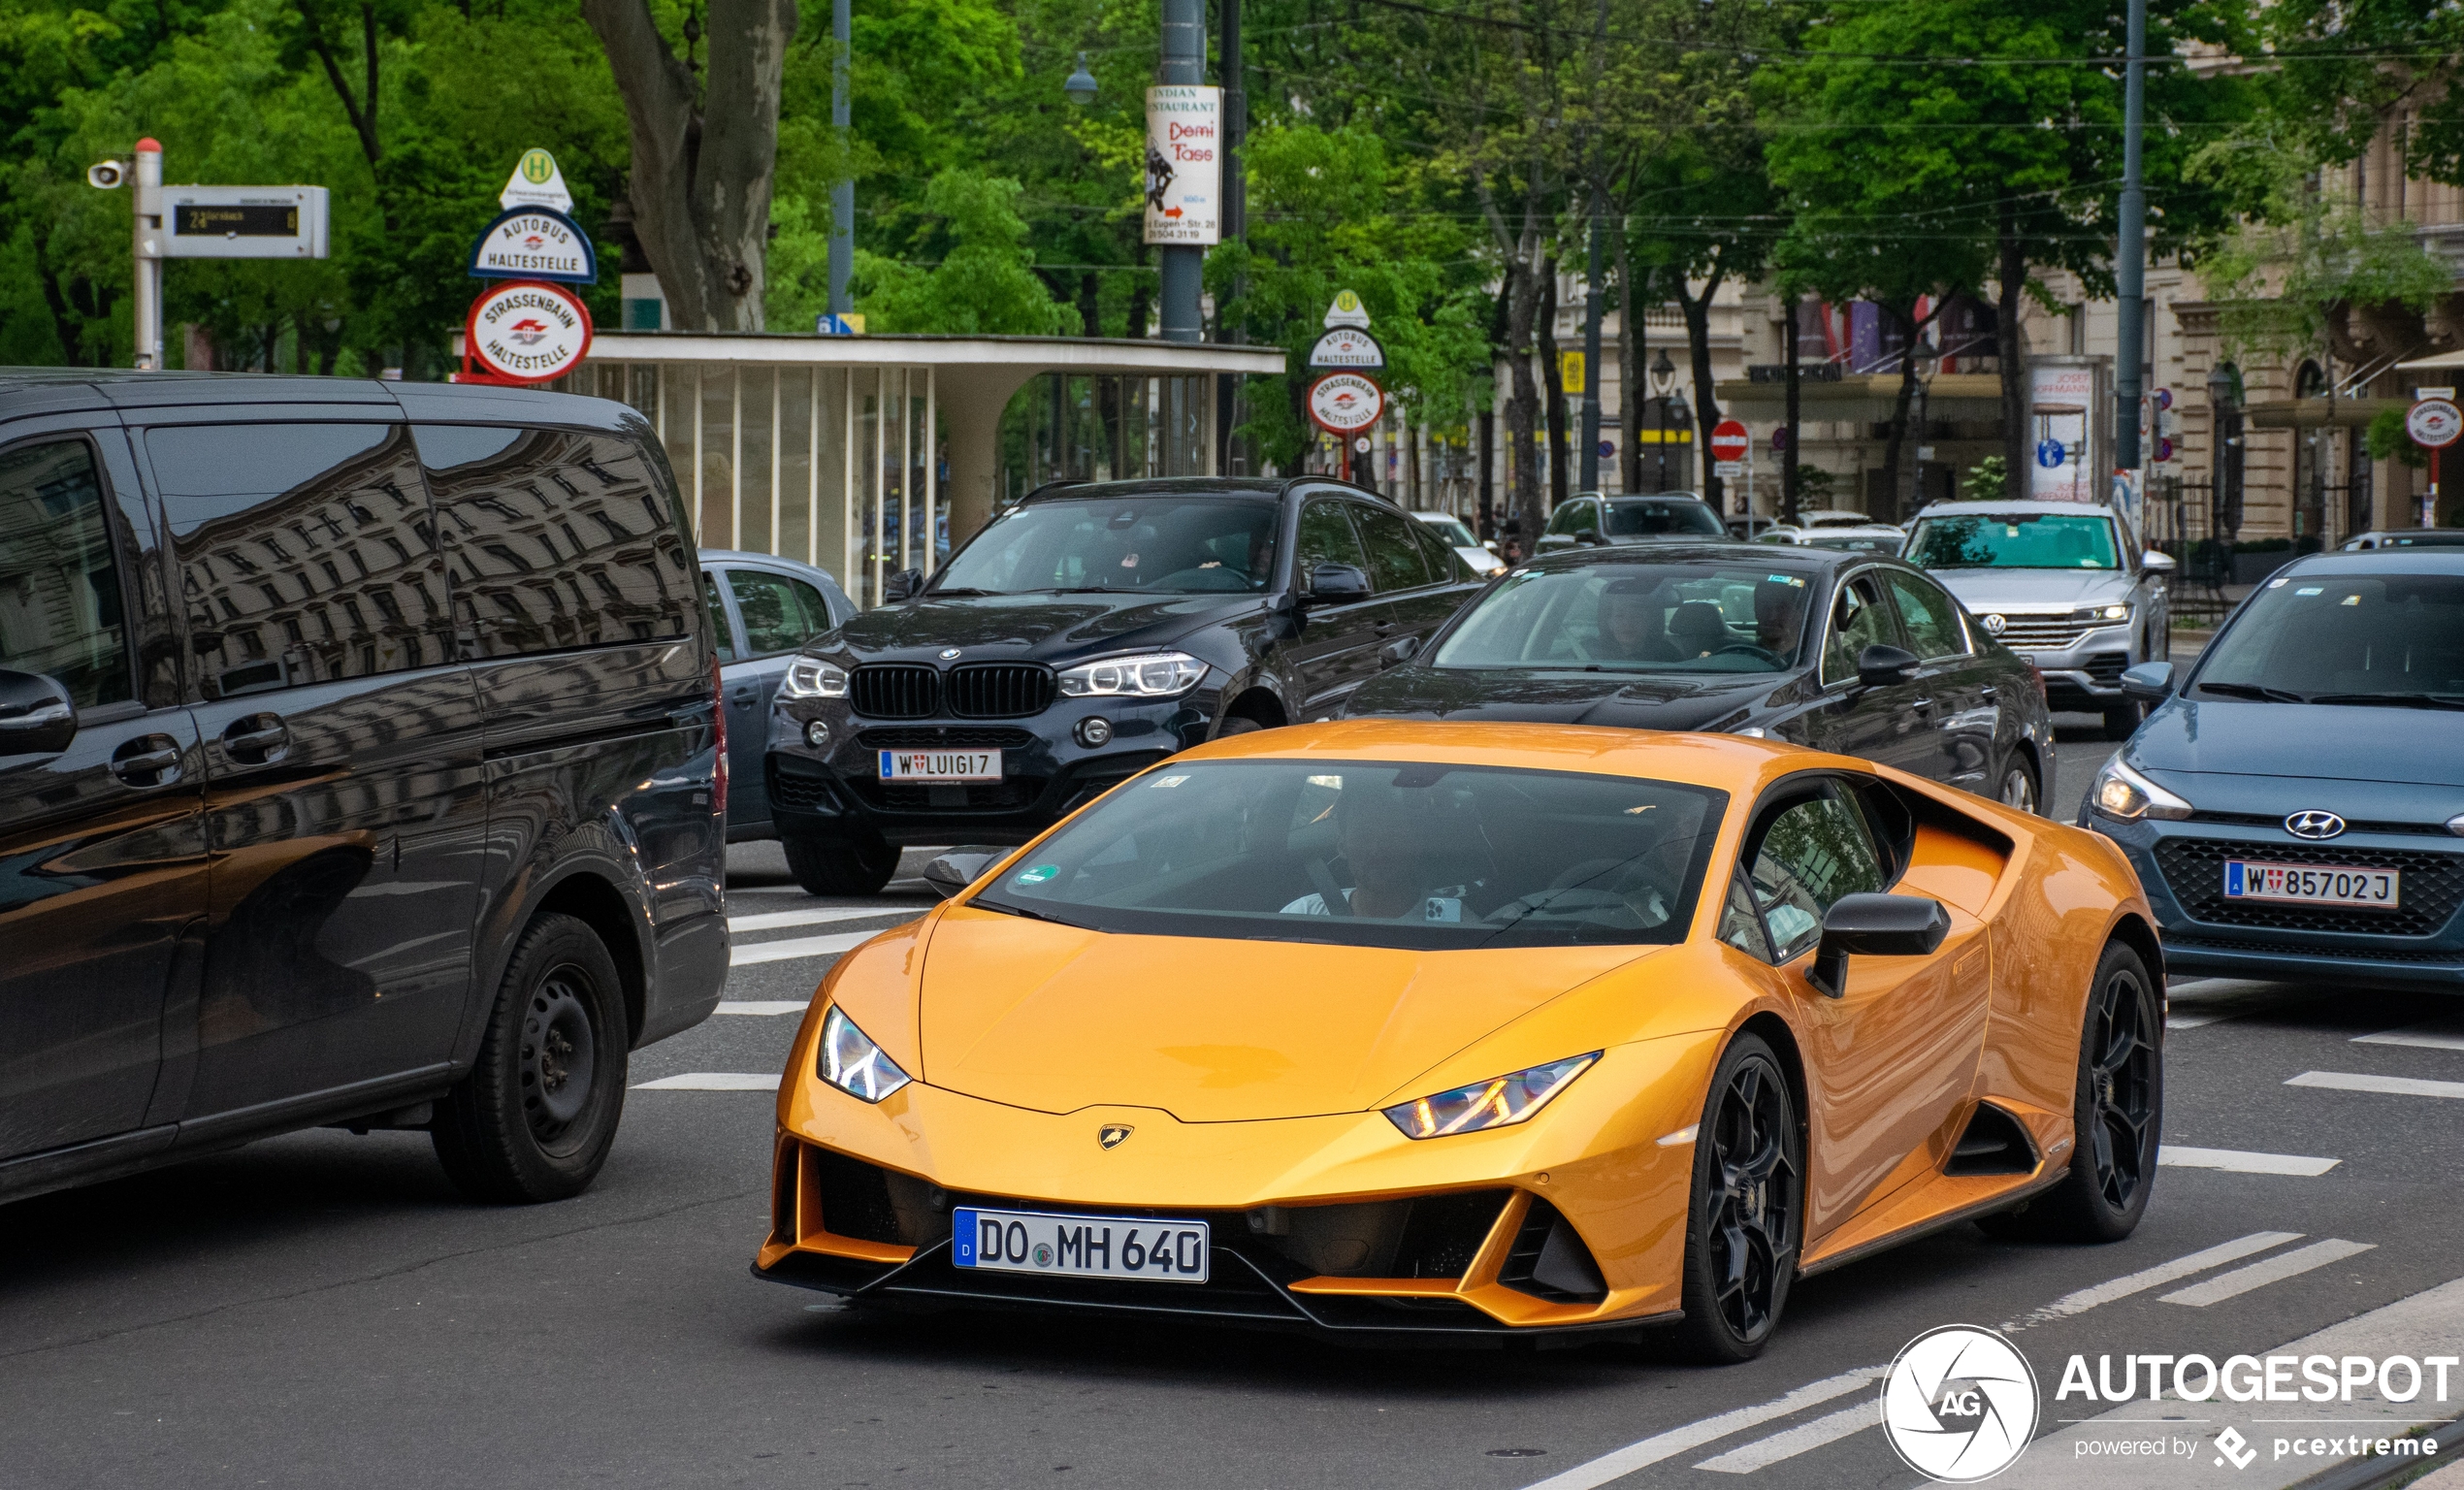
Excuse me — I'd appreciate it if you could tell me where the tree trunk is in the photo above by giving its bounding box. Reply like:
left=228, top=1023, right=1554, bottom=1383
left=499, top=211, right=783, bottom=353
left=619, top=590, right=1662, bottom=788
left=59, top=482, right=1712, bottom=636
left=1616, top=231, right=1641, bottom=495
left=1674, top=262, right=1727, bottom=510
left=1540, top=261, right=1569, bottom=508
left=584, top=0, right=794, bottom=332
left=1783, top=298, right=1801, bottom=523
left=1505, top=265, right=1543, bottom=549
left=1876, top=303, right=1921, bottom=525
left=1996, top=208, right=2030, bottom=500
left=1078, top=273, right=1101, bottom=340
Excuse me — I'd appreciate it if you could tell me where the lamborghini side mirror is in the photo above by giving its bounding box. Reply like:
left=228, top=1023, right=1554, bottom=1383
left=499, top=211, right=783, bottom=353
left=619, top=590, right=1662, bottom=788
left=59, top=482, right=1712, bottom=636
left=1807, top=892, right=1949, bottom=997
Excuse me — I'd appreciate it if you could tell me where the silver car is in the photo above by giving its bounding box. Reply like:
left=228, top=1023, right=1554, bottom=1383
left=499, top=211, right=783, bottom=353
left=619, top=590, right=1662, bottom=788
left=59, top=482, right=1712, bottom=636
left=1903, top=501, right=2174, bottom=739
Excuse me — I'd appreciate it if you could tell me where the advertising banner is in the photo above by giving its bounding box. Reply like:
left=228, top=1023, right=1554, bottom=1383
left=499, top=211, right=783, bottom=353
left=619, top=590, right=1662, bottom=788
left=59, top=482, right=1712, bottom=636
left=2028, top=364, right=2098, bottom=501
left=1143, top=86, right=1221, bottom=245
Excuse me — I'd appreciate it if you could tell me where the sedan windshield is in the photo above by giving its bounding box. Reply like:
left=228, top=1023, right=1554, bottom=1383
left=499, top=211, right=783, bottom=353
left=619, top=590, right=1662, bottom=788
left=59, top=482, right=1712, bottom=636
left=2193, top=572, right=2464, bottom=705
left=1605, top=499, right=1727, bottom=538
left=931, top=499, right=1279, bottom=595
left=973, top=760, right=1725, bottom=950
left=1431, top=563, right=1815, bottom=673
left=1906, top=512, right=2119, bottom=569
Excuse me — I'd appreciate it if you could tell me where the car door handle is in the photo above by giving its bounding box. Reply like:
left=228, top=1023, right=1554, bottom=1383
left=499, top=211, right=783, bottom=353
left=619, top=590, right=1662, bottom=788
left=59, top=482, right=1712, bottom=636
left=1373, top=622, right=1397, bottom=634
left=110, top=734, right=184, bottom=787
left=1911, top=697, right=1935, bottom=713
left=1978, top=685, right=1997, bottom=700
left=729, top=688, right=759, bottom=705
left=219, top=713, right=290, bottom=765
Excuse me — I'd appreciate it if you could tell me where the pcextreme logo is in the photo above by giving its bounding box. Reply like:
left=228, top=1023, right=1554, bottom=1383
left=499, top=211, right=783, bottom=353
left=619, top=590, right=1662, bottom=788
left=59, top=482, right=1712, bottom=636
left=1884, top=1326, right=2040, bottom=1482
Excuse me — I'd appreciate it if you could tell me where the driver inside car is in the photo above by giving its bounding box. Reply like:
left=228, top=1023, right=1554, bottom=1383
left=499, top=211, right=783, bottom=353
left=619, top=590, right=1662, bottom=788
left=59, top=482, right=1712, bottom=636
left=1281, top=782, right=1470, bottom=921
left=1594, top=580, right=1678, bottom=663
left=1754, top=577, right=1807, bottom=660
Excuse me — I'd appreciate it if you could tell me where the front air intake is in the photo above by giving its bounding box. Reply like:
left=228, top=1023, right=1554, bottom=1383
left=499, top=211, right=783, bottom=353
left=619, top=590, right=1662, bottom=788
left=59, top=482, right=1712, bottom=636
left=1497, top=1198, right=1607, bottom=1303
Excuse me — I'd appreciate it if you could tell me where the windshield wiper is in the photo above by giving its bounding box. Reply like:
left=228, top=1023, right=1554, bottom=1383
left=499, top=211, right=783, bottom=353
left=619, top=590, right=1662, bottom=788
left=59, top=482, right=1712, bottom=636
left=2193, top=681, right=2306, bottom=702
left=2307, top=692, right=2464, bottom=711
left=921, top=586, right=996, bottom=598
left=975, top=898, right=1090, bottom=929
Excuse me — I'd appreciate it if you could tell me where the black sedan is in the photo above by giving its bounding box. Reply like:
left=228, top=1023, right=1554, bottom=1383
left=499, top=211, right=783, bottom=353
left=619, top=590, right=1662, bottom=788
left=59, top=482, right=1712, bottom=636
left=1342, top=543, right=2056, bottom=809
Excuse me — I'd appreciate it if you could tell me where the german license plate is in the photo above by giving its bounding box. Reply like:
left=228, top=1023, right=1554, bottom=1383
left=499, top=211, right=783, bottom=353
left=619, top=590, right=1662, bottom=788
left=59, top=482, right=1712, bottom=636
left=952, top=1206, right=1211, bottom=1284
left=2223, top=859, right=2400, bottom=909
left=878, top=749, right=1000, bottom=782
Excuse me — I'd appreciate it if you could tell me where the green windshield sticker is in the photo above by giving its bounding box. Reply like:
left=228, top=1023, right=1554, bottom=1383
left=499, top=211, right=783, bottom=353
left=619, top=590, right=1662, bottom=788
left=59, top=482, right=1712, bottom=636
left=1015, top=864, right=1058, bottom=885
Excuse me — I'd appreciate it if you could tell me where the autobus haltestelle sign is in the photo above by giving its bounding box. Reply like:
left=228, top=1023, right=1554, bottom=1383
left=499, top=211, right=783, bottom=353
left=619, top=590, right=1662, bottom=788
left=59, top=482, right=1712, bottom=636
left=466, top=279, right=594, bottom=382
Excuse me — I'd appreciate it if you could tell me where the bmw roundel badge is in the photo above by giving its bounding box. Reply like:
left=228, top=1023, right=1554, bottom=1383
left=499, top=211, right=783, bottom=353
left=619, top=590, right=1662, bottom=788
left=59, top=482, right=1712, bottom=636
left=938, top=647, right=963, bottom=661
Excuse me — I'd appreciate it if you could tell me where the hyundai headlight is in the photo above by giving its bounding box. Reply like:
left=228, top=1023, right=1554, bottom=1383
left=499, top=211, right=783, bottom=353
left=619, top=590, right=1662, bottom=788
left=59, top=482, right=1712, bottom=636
left=1383, top=1053, right=1600, bottom=1139
left=816, top=1006, right=911, bottom=1102
left=782, top=656, right=850, bottom=699
left=1056, top=651, right=1206, bottom=698
left=2090, top=757, right=2191, bottom=822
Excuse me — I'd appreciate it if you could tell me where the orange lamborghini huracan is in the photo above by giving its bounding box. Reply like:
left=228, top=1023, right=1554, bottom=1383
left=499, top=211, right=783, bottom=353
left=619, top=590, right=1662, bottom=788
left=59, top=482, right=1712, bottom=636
left=753, top=722, right=2162, bottom=1359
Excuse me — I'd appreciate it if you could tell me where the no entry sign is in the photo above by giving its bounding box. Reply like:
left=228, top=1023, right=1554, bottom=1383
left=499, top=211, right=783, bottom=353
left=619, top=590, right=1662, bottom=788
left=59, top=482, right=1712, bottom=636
left=1709, top=420, right=1750, bottom=464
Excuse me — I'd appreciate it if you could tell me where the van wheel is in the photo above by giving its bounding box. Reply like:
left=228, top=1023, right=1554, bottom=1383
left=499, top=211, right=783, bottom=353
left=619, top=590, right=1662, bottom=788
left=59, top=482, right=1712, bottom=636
left=1997, top=757, right=2040, bottom=815
left=782, top=827, right=899, bottom=896
left=433, top=913, right=628, bottom=1204
left=1977, top=940, right=2160, bottom=1243
left=1212, top=716, right=1266, bottom=740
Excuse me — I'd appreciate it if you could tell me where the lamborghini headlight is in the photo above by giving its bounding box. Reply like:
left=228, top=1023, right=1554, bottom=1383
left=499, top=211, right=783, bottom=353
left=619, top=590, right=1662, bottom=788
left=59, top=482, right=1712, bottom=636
left=1382, top=1053, right=1600, bottom=1140
left=1056, top=651, right=1206, bottom=698
left=2090, top=757, right=2192, bottom=823
left=782, top=656, right=850, bottom=698
left=816, top=1006, right=911, bottom=1102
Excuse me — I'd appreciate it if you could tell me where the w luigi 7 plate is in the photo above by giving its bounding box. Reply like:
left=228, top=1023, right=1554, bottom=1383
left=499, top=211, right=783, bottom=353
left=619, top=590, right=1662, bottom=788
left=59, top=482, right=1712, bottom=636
left=2223, top=858, right=2400, bottom=909
left=952, top=1206, right=1210, bottom=1283
left=879, top=749, right=1001, bottom=782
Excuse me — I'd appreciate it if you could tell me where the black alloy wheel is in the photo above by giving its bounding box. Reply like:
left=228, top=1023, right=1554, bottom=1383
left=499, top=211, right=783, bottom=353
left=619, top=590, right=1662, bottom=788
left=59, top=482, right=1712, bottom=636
left=1997, top=758, right=2040, bottom=816
left=1977, top=940, right=2161, bottom=1243
left=1677, top=1033, right=1802, bottom=1363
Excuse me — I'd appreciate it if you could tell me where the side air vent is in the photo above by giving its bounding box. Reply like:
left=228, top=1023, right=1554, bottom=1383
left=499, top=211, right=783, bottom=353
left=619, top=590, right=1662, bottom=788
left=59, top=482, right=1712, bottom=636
left=1497, top=1197, right=1608, bottom=1304
left=1945, top=1102, right=2039, bottom=1176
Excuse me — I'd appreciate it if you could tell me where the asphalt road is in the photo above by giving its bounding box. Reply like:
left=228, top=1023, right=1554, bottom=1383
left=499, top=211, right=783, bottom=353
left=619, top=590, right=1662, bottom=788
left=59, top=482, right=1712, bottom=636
left=16, top=674, right=2459, bottom=1490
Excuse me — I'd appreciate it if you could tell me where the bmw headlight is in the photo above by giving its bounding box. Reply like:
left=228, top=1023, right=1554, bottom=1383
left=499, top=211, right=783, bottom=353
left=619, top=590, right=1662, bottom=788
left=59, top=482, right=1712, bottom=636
left=1056, top=651, right=1207, bottom=698
left=782, top=656, right=850, bottom=699
left=816, top=1006, right=911, bottom=1102
left=2090, top=757, right=2192, bottom=822
left=1383, top=1053, right=1600, bottom=1140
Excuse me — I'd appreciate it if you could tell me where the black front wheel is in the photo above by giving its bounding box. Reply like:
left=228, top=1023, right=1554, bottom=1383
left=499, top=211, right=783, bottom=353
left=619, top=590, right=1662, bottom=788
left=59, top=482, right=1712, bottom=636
left=433, top=913, right=629, bottom=1203
left=1978, top=940, right=2160, bottom=1243
left=782, top=827, right=899, bottom=896
left=1675, top=1033, right=1803, bottom=1363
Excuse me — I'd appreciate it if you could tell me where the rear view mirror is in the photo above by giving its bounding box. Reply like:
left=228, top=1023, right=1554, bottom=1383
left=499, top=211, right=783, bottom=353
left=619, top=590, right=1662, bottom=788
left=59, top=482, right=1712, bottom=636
left=2121, top=661, right=2175, bottom=700
left=0, top=669, right=78, bottom=759
left=1306, top=563, right=1371, bottom=605
left=1379, top=634, right=1421, bottom=668
left=2141, top=550, right=2177, bottom=574
left=1575, top=528, right=1602, bottom=545
left=1807, top=892, right=1950, bottom=997
left=1855, top=643, right=1921, bottom=688
left=884, top=567, right=923, bottom=602
left=921, top=849, right=1001, bottom=900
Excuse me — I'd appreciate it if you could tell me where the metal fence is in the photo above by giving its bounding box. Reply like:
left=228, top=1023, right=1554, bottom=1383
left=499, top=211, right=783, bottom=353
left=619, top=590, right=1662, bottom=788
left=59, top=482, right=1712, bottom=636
left=2143, top=473, right=2235, bottom=628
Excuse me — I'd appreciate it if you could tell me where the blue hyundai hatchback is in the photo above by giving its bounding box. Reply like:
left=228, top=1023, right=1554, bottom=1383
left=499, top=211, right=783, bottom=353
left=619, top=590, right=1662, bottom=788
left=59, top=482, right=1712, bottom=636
left=2082, top=550, right=2464, bottom=987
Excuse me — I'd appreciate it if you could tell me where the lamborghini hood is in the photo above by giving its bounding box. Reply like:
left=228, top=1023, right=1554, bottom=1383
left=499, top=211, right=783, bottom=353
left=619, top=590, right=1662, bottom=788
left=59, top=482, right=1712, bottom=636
left=917, top=908, right=1660, bottom=1122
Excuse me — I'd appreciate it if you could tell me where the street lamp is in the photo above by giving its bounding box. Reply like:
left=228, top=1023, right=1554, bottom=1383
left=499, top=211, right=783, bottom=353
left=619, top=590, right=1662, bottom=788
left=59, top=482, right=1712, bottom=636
left=1910, top=333, right=1940, bottom=517
left=1064, top=52, right=1098, bottom=104
left=1650, top=348, right=1677, bottom=493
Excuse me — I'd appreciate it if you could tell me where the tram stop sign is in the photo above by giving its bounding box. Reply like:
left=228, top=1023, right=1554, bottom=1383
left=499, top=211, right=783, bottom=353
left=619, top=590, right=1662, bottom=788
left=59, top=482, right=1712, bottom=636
left=2410, top=398, right=2462, bottom=449
left=1709, top=420, right=1749, bottom=465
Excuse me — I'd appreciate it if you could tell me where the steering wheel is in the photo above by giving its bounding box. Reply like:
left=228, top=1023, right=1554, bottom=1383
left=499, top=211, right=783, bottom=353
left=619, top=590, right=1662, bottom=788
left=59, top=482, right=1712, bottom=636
left=1714, top=641, right=1784, bottom=665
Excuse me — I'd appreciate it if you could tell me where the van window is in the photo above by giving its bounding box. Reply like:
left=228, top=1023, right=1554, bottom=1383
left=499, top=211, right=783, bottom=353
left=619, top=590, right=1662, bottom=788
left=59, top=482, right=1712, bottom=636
left=414, top=426, right=695, bottom=659
left=148, top=422, right=445, bottom=698
left=0, top=439, right=132, bottom=707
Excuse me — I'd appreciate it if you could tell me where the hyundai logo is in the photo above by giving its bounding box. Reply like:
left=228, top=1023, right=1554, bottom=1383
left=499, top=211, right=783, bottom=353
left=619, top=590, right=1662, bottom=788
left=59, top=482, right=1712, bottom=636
left=2286, top=810, right=2347, bottom=840
left=1982, top=614, right=2006, bottom=635
left=937, top=647, right=962, bottom=661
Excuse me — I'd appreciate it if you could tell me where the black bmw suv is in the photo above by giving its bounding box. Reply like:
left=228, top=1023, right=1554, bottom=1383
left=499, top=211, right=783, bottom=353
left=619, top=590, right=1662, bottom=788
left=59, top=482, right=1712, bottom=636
left=763, top=476, right=1486, bottom=892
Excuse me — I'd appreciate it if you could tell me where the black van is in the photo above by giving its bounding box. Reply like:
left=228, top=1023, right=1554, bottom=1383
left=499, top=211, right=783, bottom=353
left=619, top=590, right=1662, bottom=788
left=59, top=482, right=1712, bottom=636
left=763, top=476, right=1486, bottom=892
left=0, top=372, right=726, bottom=1207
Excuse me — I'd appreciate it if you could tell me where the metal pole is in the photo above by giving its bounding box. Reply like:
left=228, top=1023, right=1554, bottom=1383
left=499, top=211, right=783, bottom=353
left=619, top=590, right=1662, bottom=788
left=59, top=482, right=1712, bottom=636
left=1216, top=0, right=1244, bottom=467
left=827, top=0, right=853, bottom=316
left=1157, top=0, right=1204, bottom=343
left=132, top=139, right=163, bottom=370
left=1783, top=301, right=1801, bottom=522
left=2114, top=0, right=2147, bottom=471
left=1579, top=207, right=1605, bottom=491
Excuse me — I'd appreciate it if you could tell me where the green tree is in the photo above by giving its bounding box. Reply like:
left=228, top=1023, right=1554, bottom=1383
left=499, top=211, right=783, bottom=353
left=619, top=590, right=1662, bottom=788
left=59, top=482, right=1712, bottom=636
left=842, top=168, right=1078, bottom=334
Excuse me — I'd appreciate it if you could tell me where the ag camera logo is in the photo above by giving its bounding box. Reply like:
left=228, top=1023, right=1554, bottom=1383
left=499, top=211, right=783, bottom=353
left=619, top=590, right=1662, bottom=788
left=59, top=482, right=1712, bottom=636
left=1884, top=1325, right=2040, bottom=1482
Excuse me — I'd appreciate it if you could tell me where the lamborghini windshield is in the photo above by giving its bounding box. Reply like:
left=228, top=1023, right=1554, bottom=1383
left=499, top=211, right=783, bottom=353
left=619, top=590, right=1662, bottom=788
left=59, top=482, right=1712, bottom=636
left=930, top=498, right=1280, bottom=595
left=973, top=760, right=1726, bottom=950
left=1431, top=562, right=1816, bottom=673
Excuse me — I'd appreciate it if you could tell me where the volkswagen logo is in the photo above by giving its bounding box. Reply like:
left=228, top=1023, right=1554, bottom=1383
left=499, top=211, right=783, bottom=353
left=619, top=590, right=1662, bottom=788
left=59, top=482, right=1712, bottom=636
left=1981, top=614, right=2006, bottom=636
left=1097, top=1123, right=1134, bottom=1150
left=937, top=647, right=962, bottom=661
left=2286, top=810, right=2347, bottom=840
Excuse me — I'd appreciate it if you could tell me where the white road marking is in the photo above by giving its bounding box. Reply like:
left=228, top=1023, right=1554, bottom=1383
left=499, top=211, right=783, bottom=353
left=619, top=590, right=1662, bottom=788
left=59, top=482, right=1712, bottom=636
left=2159, top=1146, right=2340, bottom=1177
left=729, top=906, right=920, bottom=933
left=1694, top=1400, right=1877, bottom=1474
left=2006, top=1232, right=2303, bottom=1330
left=716, top=1000, right=811, bottom=1017
left=2159, top=1238, right=2377, bottom=1307
left=632, top=1072, right=780, bottom=1091
left=1516, top=1369, right=1885, bottom=1490
left=731, top=930, right=879, bottom=966
left=2353, top=1021, right=2464, bottom=1053
left=2288, top=1070, right=2464, bottom=1101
